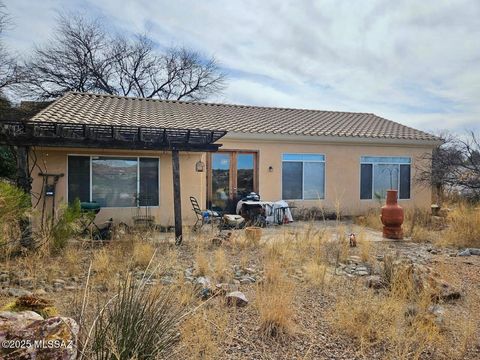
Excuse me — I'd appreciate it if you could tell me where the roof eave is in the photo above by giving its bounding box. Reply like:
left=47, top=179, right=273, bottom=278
left=223, top=131, right=441, bottom=147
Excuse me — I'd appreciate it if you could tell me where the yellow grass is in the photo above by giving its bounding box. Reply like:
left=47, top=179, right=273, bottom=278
left=256, top=277, right=295, bottom=339
left=442, top=204, right=480, bottom=248
left=132, top=240, right=155, bottom=268
left=212, top=248, right=229, bottom=282
left=329, top=263, right=475, bottom=360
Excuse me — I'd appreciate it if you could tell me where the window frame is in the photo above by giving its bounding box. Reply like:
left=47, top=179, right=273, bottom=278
left=359, top=156, right=411, bottom=201
left=66, top=154, right=160, bottom=208
left=281, top=153, right=326, bottom=200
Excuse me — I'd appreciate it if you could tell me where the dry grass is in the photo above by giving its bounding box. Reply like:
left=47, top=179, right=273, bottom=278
left=304, top=260, right=327, bottom=288
left=442, top=203, right=480, bottom=248
left=329, top=262, right=476, bottom=360
left=256, top=277, right=295, bottom=339
left=355, top=209, right=383, bottom=231
left=212, top=248, right=229, bottom=283
left=357, top=230, right=373, bottom=263
left=180, top=305, right=230, bottom=360
left=92, top=248, right=116, bottom=286
left=132, top=240, right=155, bottom=268
left=195, top=247, right=210, bottom=276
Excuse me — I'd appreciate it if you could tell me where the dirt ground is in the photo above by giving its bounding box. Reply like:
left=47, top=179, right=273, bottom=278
left=1, top=221, right=479, bottom=359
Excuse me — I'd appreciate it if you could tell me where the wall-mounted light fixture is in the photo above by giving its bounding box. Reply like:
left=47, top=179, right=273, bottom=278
left=195, top=160, right=205, bottom=172
left=268, top=166, right=273, bottom=172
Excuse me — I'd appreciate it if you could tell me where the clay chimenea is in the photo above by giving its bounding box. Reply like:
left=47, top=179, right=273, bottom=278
left=380, top=190, right=404, bottom=239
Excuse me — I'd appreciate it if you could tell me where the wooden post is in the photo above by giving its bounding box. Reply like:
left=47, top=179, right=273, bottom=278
left=15, top=146, right=33, bottom=249
left=172, top=149, right=183, bottom=244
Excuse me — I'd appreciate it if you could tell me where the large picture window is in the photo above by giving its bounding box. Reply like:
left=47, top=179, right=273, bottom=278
left=282, top=154, right=325, bottom=200
left=68, top=156, right=159, bottom=207
left=360, top=156, right=411, bottom=200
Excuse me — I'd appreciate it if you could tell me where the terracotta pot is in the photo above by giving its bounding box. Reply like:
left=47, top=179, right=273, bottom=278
left=245, top=226, right=262, bottom=243
left=380, top=190, right=404, bottom=239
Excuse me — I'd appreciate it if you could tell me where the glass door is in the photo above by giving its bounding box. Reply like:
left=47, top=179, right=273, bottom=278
left=211, top=153, right=231, bottom=211
left=208, top=151, right=257, bottom=212
left=236, top=153, right=255, bottom=198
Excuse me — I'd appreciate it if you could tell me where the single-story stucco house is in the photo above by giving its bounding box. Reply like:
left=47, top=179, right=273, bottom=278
left=3, top=92, right=439, bottom=230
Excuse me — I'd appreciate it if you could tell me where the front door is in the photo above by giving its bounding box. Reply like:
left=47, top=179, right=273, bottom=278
left=208, top=151, right=257, bottom=212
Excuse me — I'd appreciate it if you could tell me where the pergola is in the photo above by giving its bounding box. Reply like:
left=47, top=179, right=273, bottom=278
left=0, top=120, right=227, bottom=245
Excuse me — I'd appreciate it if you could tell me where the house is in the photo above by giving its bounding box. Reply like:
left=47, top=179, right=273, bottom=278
left=3, top=92, right=439, bottom=229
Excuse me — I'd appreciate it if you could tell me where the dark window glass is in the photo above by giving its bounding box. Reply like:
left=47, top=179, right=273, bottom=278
left=68, top=156, right=90, bottom=203
left=139, top=158, right=159, bottom=206
left=399, top=164, right=411, bottom=199
left=360, top=163, right=373, bottom=199
left=303, top=162, right=325, bottom=199
left=282, top=162, right=303, bottom=199
left=92, top=157, right=137, bottom=207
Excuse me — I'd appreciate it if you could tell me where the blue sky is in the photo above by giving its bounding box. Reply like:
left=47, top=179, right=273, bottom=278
left=3, top=0, right=480, bottom=133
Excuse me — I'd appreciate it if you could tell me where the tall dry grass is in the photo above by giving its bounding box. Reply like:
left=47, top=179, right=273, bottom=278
left=329, top=261, right=476, bottom=359
left=442, top=203, right=480, bottom=248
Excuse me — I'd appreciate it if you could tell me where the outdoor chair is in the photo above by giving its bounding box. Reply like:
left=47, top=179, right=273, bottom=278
left=190, top=196, right=222, bottom=231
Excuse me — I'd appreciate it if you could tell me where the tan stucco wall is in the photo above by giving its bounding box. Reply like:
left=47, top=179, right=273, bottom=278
left=30, top=137, right=433, bottom=226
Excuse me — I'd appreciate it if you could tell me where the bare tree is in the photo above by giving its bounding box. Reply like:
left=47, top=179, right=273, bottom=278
left=416, top=131, right=480, bottom=203
left=19, top=13, right=226, bottom=101
left=0, top=2, right=20, bottom=92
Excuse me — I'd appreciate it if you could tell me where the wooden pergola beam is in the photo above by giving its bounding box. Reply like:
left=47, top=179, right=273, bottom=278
left=172, top=149, right=183, bottom=244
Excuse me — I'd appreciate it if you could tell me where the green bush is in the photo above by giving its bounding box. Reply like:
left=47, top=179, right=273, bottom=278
left=0, top=182, right=31, bottom=245
left=50, top=199, right=82, bottom=253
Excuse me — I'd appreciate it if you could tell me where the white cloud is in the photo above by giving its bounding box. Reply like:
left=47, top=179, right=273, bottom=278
left=2, top=0, right=480, bottom=133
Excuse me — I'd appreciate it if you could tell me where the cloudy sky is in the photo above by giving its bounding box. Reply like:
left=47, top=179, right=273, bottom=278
left=3, top=0, right=480, bottom=133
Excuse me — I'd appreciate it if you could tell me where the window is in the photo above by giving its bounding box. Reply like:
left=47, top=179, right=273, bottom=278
left=360, top=156, right=411, bottom=200
left=282, top=154, right=325, bottom=200
left=68, top=156, right=159, bottom=207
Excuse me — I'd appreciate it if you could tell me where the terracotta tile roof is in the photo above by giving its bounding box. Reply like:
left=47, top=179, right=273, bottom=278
left=30, top=92, right=438, bottom=142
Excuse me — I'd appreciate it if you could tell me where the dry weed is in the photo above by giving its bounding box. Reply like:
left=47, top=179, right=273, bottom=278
left=132, top=240, right=155, bottom=268
left=180, top=306, right=229, bottom=359
left=442, top=204, right=480, bottom=248
left=256, top=277, right=295, bottom=339
left=212, top=248, right=229, bottom=282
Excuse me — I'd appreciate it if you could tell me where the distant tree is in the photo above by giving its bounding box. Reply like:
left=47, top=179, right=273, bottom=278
left=0, top=2, right=21, bottom=92
left=18, top=13, right=226, bottom=101
left=416, top=131, right=480, bottom=203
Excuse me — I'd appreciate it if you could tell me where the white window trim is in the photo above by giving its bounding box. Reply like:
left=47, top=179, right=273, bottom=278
left=66, top=154, right=161, bottom=208
left=359, top=156, right=411, bottom=201
left=281, top=153, right=326, bottom=200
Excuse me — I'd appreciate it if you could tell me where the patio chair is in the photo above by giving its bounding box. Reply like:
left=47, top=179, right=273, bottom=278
left=190, top=196, right=222, bottom=231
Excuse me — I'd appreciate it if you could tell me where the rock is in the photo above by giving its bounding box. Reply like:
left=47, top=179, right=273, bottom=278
left=428, top=304, right=445, bottom=326
left=469, top=248, right=480, bottom=255
left=53, top=278, right=66, bottom=285
left=33, top=288, right=47, bottom=296
left=160, top=276, right=174, bottom=285
left=244, top=267, right=256, bottom=274
left=0, top=311, right=78, bottom=360
left=64, top=286, right=77, bottom=291
left=225, top=291, right=249, bottom=307
left=19, top=277, right=34, bottom=288
left=348, top=255, right=362, bottom=264
left=458, top=249, right=471, bottom=256
left=365, top=275, right=386, bottom=290
left=5, top=288, right=32, bottom=297
left=355, top=270, right=369, bottom=276
left=239, top=276, right=256, bottom=285
left=0, top=273, right=10, bottom=283
left=199, top=287, right=212, bottom=300
left=376, top=255, right=384, bottom=262
left=184, top=268, right=193, bottom=278
left=196, top=276, right=212, bottom=289
left=436, top=280, right=461, bottom=302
